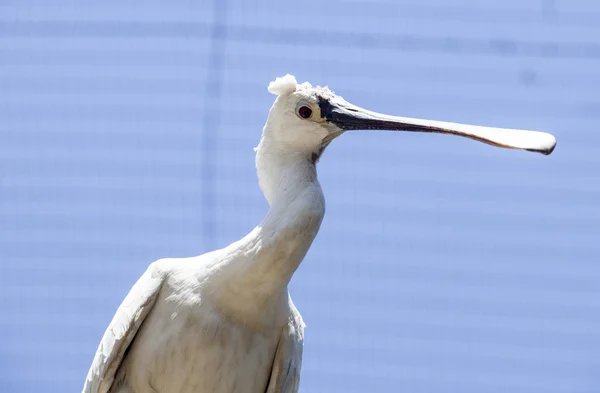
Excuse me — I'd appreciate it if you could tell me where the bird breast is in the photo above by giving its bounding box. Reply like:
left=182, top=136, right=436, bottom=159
left=118, top=286, right=281, bottom=393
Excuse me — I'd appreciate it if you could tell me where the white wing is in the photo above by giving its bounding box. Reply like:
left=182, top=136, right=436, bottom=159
left=82, top=263, right=165, bottom=393
left=265, top=298, right=306, bottom=393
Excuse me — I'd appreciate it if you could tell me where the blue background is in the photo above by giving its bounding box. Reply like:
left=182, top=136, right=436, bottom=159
left=1, top=1, right=599, bottom=392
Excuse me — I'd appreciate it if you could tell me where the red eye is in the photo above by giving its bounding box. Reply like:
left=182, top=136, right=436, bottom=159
left=298, top=106, right=313, bottom=119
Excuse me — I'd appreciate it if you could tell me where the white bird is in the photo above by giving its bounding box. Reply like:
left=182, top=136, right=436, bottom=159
left=83, top=74, right=556, bottom=393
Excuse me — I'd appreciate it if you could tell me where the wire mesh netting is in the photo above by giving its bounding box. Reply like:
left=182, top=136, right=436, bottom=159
left=1, top=1, right=599, bottom=392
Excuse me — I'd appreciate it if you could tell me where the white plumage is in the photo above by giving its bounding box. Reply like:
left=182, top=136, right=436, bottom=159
left=83, top=74, right=556, bottom=393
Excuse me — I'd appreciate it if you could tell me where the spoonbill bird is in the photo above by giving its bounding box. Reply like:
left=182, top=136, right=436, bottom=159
left=83, top=74, right=556, bottom=393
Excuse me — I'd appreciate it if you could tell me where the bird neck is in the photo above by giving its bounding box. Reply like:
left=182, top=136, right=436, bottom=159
left=207, top=144, right=325, bottom=329
left=255, top=138, right=322, bottom=206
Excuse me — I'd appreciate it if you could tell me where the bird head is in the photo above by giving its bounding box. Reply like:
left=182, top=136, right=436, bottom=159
left=259, top=74, right=556, bottom=163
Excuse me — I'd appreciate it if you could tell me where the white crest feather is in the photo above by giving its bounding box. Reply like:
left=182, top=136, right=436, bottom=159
left=268, top=74, right=298, bottom=95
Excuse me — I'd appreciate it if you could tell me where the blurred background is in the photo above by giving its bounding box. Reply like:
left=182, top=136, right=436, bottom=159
left=1, top=1, right=600, bottom=392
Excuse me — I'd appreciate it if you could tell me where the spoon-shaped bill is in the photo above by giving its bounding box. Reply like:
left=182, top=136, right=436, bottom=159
left=320, top=98, right=556, bottom=155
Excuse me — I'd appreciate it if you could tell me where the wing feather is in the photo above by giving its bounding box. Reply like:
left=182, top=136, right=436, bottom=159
left=265, top=297, right=306, bottom=393
left=82, top=263, right=165, bottom=393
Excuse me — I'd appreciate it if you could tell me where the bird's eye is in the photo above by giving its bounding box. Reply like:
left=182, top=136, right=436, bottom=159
left=298, top=106, right=313, bottom=119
